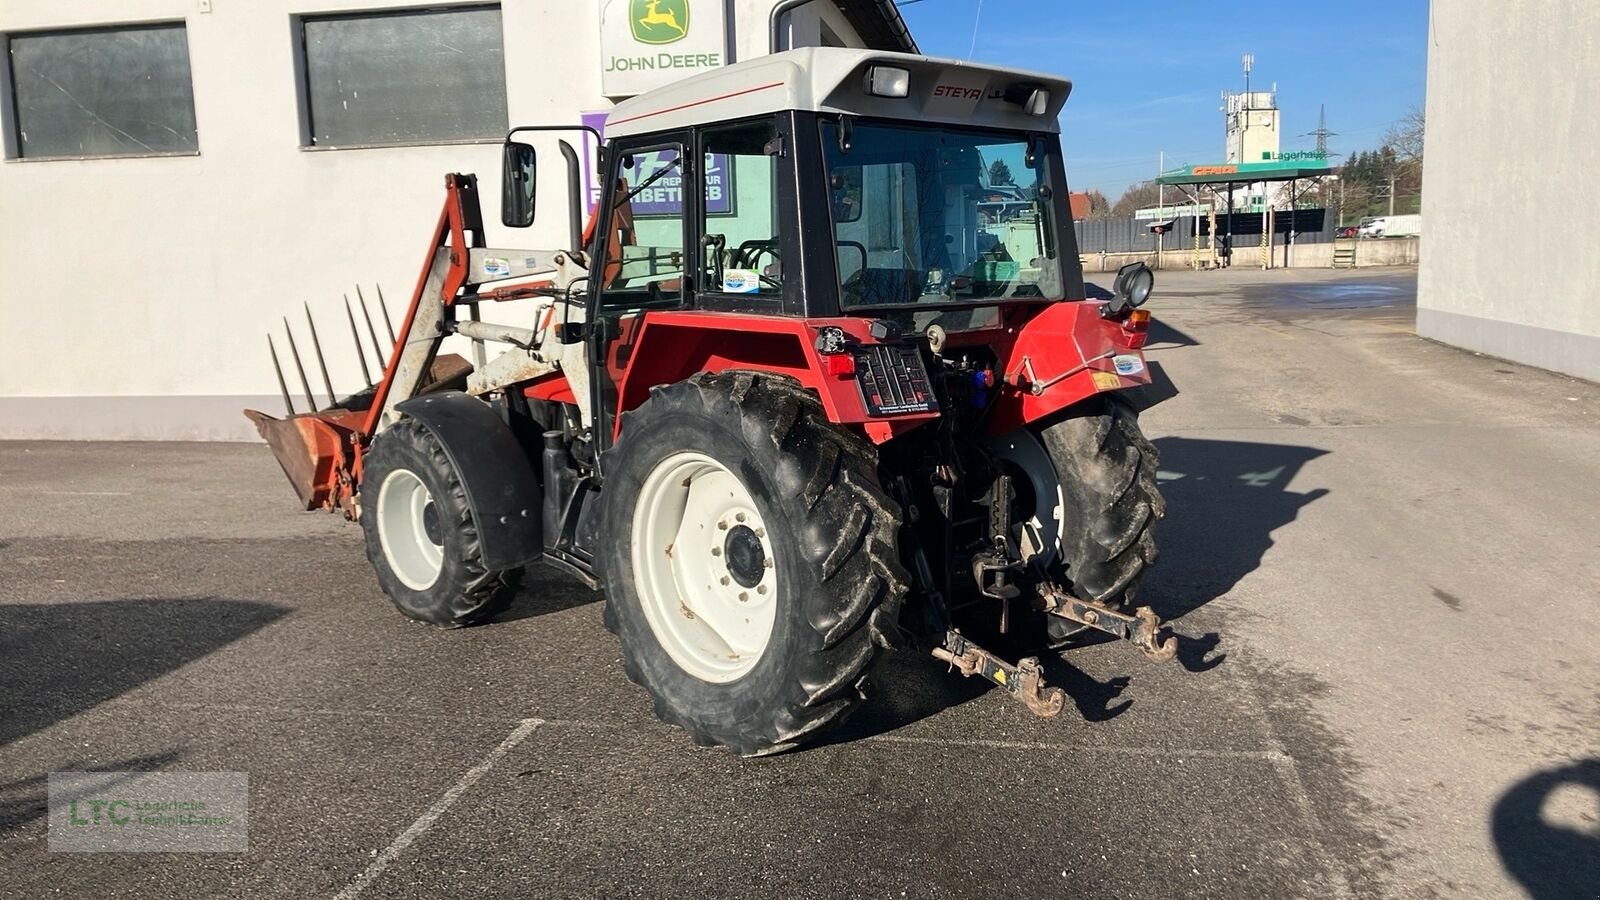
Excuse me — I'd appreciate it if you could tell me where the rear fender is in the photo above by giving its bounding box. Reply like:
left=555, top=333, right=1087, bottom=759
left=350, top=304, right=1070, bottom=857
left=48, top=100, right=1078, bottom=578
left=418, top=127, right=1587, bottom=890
left=616, top=311, right=939, bottom=444
left=394, top=391, right=543, bottom=570
left=988, top=300, right=1151, bottom=434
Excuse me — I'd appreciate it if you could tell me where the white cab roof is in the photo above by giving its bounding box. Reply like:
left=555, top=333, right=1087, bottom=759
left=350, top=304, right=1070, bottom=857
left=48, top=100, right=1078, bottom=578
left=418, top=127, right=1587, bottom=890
left=606, top=46, right=1072, bottom=138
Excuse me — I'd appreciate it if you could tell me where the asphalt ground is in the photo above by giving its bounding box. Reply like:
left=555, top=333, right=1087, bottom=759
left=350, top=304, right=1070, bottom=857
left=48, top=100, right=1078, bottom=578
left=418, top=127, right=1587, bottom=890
left=2, top=266, right=1597, bottom=898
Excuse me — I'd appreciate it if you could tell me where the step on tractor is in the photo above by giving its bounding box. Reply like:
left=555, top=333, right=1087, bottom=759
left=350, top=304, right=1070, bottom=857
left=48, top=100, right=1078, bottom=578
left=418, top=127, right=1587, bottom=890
left=248, top=46, right=1178, bottom=755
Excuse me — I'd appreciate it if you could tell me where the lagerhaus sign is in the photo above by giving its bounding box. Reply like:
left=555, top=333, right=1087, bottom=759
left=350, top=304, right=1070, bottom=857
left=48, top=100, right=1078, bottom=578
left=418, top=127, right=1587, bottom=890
left=601, top=0, right=728, bottom=97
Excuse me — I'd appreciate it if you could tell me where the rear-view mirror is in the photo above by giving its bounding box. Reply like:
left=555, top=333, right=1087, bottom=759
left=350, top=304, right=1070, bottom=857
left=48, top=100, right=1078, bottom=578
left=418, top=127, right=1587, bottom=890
left=501, top=141, right=536, bottom=228
left=830, top=166, right=862, bottom=223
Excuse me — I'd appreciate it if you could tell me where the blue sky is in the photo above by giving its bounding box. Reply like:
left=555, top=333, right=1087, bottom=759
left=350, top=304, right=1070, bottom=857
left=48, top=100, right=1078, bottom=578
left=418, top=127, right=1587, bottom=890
left=897, top=0, right=1431, bottom=199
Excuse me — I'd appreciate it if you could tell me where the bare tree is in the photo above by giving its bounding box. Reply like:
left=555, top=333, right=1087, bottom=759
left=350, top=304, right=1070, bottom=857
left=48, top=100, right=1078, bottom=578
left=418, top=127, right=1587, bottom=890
left=1384, top=107, right=1425, bottom=166
left=1084, top=189, right=1112, bottom=219
left=1111, top=180, right=1162, bottom=217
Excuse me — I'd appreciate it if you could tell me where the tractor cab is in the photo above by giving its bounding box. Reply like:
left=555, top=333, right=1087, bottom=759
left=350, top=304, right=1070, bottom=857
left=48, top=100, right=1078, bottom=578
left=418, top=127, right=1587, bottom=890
left=500, top=48, right=1138, bottom=451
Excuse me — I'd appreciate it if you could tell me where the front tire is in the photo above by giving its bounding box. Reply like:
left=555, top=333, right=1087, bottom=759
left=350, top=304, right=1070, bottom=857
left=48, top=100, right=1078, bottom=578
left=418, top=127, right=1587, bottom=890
left=598, top=372, right=908, bottom=755
left=360, top=418, right=520, bottom=627
left=1036, top=395, right=1164, bottom=640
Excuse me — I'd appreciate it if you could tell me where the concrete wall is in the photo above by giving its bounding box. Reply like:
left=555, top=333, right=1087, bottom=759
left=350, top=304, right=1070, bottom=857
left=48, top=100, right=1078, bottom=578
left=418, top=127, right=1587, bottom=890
left=0, top=0, right=867, bottom=440
left=1083, top=238, right=1420, bottom=274
left=1416, top=0, right=1600, bottom=382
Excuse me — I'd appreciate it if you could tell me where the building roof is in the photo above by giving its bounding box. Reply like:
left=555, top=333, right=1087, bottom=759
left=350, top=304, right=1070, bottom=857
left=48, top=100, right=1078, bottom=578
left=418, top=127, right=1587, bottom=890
left=607, top=46, right=1071, bottom=138
left=839, top=0, right=918, bottom=53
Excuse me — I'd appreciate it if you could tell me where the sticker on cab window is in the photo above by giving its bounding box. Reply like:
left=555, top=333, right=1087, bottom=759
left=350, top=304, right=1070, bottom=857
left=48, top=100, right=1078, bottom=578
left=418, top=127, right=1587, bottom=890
left=722, top=269, right=760, bottom=293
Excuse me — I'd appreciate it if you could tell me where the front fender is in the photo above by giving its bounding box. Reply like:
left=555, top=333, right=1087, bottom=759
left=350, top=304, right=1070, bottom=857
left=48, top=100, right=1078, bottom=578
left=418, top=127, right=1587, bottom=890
left=988, top=301, right=1150, bottom=434
left=393, top=391, right=543, bottom=570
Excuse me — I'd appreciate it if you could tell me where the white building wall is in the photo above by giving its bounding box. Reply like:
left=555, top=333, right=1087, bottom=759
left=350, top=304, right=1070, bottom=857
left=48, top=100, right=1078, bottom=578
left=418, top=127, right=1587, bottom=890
left=0, top=0, right=868, bottom=440
left=1416, top=0, right=1600, bottom=381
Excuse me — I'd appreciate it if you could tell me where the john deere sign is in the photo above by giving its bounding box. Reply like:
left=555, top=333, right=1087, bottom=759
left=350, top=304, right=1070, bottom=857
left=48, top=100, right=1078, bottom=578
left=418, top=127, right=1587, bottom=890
left=631, top=0, right=689, bottom=44
left=601, top=0, right=727, bottom=97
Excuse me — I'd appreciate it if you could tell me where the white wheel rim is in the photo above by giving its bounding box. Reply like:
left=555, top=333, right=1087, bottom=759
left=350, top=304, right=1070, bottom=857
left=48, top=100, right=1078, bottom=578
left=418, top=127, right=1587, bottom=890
left=989, top=429, right=1064, bottom=564
left=376, top=468, right=445, bottom=591
left=631, top=451, right=779, bottom=683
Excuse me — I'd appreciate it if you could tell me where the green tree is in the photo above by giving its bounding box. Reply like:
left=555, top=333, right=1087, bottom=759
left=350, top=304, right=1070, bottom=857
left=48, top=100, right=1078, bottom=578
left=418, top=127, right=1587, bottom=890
left=988, top=158, right=1014, bottom=186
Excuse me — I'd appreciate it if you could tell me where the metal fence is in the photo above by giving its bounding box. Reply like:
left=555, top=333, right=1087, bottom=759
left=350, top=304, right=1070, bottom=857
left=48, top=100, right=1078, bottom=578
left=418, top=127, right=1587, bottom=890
left=1073, top=209, right=1335, bottom=253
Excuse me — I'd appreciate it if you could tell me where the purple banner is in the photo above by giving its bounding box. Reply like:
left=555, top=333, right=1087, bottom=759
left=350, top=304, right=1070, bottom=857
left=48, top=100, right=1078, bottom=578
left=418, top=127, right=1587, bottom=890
left=581, top=110, right=733, bottom=218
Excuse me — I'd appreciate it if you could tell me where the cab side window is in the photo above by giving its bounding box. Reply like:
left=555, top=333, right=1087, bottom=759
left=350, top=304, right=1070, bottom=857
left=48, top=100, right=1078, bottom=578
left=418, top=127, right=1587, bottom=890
left=699, top=119, right=781, bottom=298
left=601, top=144, right=688, bottom=309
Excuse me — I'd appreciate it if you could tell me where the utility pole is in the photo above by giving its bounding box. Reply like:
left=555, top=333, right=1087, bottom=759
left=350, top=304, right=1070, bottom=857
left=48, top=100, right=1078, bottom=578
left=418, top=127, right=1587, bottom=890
left=1388, top=173, right=1396, bottom=216
left=1157, top=151, right=1165, bottom=269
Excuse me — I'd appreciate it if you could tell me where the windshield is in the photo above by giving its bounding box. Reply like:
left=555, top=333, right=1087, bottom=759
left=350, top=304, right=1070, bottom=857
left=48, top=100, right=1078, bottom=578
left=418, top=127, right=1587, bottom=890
left=822, top=120, right=1064, bottom=310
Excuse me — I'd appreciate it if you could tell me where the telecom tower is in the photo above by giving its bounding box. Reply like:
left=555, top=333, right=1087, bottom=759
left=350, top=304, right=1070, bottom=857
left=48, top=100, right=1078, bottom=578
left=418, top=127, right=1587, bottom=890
left=1222, top=53, right=1279, bottom=164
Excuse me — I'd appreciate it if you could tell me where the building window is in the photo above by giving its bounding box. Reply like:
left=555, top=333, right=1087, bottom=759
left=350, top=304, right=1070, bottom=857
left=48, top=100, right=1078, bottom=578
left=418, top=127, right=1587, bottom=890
left=4, top=23, right=198, bottom=160
left=299, top=5, right=507, bottom=148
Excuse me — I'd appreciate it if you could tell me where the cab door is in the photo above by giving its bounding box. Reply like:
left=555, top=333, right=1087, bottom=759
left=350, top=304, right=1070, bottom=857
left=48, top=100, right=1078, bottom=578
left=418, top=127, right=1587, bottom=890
left=587, top=132, right=692, bottom=450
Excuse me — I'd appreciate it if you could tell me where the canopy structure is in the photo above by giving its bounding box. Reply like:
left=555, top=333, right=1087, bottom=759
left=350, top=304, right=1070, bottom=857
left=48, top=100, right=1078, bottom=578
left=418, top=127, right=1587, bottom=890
left=1150, top=155, right=1334, bottom=270
left=1157, top=159, right=1332, bottom=186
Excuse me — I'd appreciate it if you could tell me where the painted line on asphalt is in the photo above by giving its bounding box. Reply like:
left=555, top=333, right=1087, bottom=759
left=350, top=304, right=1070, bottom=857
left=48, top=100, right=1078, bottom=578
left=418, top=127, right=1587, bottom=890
left=1251, top=323, right=1299, bottom=340
left=858, top=732, right=1293, bottom=761
left=1231, top=683, right=1357, bottom=900
left=129, top=699, right=530, bottom=726
left=333, top=717, right=544, bottom=900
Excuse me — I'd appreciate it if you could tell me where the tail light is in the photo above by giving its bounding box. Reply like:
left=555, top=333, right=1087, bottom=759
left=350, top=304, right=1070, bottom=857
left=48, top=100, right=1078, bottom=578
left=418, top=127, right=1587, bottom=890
left=1123, top=309, right=1151, bottom=350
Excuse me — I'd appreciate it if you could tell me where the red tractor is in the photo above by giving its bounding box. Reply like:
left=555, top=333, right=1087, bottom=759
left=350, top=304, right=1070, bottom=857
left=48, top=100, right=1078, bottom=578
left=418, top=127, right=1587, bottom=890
left=249, top=47, right=1172, bottom=755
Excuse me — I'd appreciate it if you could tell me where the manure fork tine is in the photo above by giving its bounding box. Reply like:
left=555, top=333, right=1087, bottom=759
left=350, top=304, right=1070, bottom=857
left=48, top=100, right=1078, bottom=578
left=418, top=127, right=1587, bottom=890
left=268, top=335, right=295, bottom=416
left=356, top=285, right=386, bottom=367
left=375, top=284, right=397, bottom=346
left=282, top=318, right=317, bottom=412
left=304, top=303, right=336, bottom=407
left=344, top=295, right=374, bottom=388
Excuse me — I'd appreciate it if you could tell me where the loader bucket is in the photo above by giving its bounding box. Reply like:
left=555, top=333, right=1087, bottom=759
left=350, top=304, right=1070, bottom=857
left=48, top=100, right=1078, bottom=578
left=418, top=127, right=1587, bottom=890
left=243, top=409, right=363, bottom=511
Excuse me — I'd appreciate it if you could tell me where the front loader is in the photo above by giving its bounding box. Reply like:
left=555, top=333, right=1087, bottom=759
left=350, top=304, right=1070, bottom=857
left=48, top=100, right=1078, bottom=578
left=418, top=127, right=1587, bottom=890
left=248, top=46, right=1178, bottom=755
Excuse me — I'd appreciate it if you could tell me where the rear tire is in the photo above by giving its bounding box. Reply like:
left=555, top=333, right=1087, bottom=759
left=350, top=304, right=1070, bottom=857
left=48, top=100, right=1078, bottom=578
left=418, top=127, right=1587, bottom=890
left=598, top=372, right=908, bottom=755
left=360, top=418, right=520, bottom=627
left=1036, top=395, right=1164, bottom=641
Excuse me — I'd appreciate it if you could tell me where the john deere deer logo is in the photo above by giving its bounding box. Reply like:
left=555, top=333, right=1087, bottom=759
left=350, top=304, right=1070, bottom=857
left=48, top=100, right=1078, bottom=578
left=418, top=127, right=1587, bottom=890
left=631, top=0, right=689, bottom=44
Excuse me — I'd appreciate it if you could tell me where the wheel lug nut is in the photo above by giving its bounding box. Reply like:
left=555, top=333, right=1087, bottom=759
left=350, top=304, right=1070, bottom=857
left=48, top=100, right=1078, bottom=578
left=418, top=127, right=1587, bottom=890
left=719, top=576, right=730, bottom=586
left=711, top=547, right=721, bottom=557
left=739, top=591, right=749, bottom=602
left=735, top=512, right=747, bottom=523
left=717, top=520, right=728, bottom=530
left=754, top=527, right=765, bottom=538
left=756, top=584, right=767, bottom=595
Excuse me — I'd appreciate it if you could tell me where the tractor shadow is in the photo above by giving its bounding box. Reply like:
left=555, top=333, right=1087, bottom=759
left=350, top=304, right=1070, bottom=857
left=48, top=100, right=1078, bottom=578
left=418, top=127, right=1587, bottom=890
left=0, top=597, right=288, bottom=749
left=1491, top=758, right=1600, bottom=898
left=826, top=437, right=1331, bottom=743
left=494, top=572, right=604, bottom=623
left=0, top=750, right=183, bottom=834
left=1142, top=437, right=1330, bottom=623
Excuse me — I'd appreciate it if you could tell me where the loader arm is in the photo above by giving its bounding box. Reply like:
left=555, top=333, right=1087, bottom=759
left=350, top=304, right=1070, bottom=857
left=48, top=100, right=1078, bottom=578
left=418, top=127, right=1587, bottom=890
left=246, top=172, right=588, bottom=517
left=368, top=173, right=590, bottom=432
